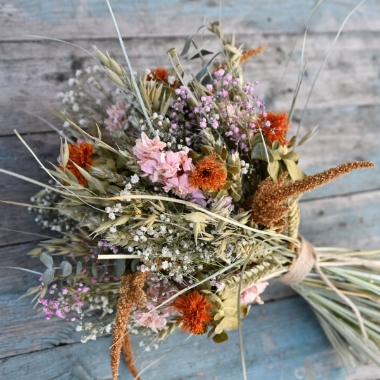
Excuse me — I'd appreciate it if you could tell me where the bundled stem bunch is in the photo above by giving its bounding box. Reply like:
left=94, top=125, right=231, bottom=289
left=2, top=18, right=379, bottom=379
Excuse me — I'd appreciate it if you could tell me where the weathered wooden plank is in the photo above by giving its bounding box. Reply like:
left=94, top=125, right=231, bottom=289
left=2, top=0, right=380, bottom=41
left=0, top=296, right=348, bottom=380
left=299, top=190, right=380, bottom=250
left=1, top=2, right=379, bottom=379
left=0, top=274, right=294, bottom=359
left=347, top=365, right=380, bottom=380
left=0, top=293, right=77, bottom=359
left=0, top=132, right=59, bottom=247
left=0, top=242, right=47, bottom=295
left=1, top=31, right=379, bottom=135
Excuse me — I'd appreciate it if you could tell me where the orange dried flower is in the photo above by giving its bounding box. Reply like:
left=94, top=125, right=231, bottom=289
left=147, top=68, right=169, bottom=84
left=173, top=290, right=213, bottom=335
left=65, top=142, right=94, bottom=185
left=258, top=111, right=289, bottom=147
left=189, top=154, right=227, bottom=192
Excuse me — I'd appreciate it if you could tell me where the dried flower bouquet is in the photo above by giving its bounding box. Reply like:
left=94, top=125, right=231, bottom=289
left=2, top=4, right=380, bottom=379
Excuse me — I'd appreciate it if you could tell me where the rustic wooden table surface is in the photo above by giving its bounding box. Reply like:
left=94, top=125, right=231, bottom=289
left=1, top=1, right=380, bottom=379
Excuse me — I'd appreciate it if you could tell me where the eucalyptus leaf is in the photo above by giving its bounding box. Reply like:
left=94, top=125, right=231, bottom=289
left=97, top=266, right=106, bottom=282
left=213, top=331, right=229, bottom=343
left=60, top=261, right=72, bottom=277
left=251, top=133, right=263, bottom=146
left=92, top=261, right=98, bottom=278
left=195, top=52, right=220, bottom=82
left=76, top=261, right=83, bottom=276
left=115, top=259, right=126, bottom=277
left=42, top=268, right=55, bottom=284
left=180, top=25, right=206, bottom=56
left=131, top=258, right=141, bottom=273
left=188, top=49, right=213, bottom=60
left=40, top=252, right=53, bottom=269
left=272, top=140, right=280, bottom=150
left=251, top=143, right=269, bottom=162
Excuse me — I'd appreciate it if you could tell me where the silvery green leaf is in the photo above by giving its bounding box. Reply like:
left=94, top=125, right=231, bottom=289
left=189, top=50, right=213, bottom=60
left=298, top=126, right=319, bottom=146
left=251, top=143, right=268, bottom=161
left=92, top=261, right=98, bottom=278
left=131, top=258, right=140, bottom=273
left=195, top=52, right=220, bottom=82
left=213, top=331, right=229, bottom=343
left=76, top=261, right=83, bottom=276
left=60, top=261, right=72, bottom=277
left=180, top=25, right=206, bottom=56
left=271, top=141, right=280, bottom=150
left=115, top=259, right=126, bottom=277
left=40, top=252, right=53, bottom=269
left=42, top=268, right=55, bottom=284
left=97, top=267, right=106, bottom=282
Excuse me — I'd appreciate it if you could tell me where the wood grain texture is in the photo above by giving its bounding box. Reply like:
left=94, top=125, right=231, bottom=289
left=1, top=0, right=380, bottom=41
left=0, top=133, right=59, bottom=247
left=0, top=296, right=349, bottom=380
left=1, top=32, right=379, bottom=135
left=1, top=1, right=380, bottom=379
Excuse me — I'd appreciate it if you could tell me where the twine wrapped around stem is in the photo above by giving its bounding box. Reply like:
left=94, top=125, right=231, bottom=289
left=279, top=235, right=368, bottom=340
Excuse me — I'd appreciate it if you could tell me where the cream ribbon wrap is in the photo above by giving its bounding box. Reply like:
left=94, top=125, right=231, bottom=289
left=279, top=236, right=316, bottom=285
left=279, top=235, right=368, bottom=340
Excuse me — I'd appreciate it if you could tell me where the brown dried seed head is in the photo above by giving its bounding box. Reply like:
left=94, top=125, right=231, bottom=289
left=110, top=272, right=148, bottom=380
left=251, top=161, right=374, bottom=228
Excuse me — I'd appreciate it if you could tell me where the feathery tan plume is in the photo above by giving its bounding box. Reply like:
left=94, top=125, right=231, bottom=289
left=251, top=161, right=374, bottom=228
left=111, top=272, right=148, bottom=380
left=240, top=45, right=266, bottom=64
left=123, top=332, right=139, bottom=380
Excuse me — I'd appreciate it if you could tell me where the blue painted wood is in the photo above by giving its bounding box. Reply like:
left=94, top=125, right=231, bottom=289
left=1, top=1, right=380, bottom=379
left=0, top=296, right=348, bottom=380
left=8, top=0, right=380, bottom=35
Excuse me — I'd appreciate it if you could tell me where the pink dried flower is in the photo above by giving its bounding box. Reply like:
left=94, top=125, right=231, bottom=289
left=240, top=282, right=269, bottom=305
left=131, top=275, right=179, bottom=332
left=132, top=310, right=168, bottom=332
left=133, top=132, right=166, bottom=161
left=104, top=101, right=129, bottom=131
left=214, top=69, right=225, bottom=78
left=133, top=133, right=202, bottom=198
